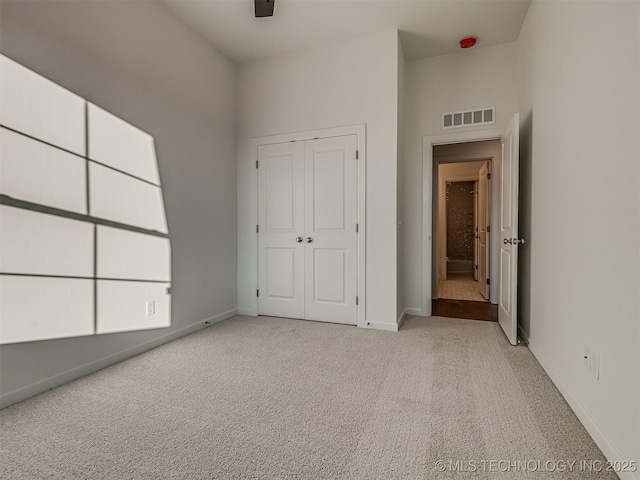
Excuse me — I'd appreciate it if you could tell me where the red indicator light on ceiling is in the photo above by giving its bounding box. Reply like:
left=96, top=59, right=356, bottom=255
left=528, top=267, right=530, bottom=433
left=460, top=37, right=477, bottom=49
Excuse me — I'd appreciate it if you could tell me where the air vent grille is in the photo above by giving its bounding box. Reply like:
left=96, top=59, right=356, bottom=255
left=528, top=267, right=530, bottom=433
left=442, top=107, right=495, bottom=130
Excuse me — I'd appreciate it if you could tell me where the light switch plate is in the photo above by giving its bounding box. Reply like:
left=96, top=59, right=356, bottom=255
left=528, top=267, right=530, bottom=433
left=145, top=300, right=156, bottom=316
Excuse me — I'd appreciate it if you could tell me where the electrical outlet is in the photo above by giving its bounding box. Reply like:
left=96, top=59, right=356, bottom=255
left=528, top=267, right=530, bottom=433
left=590, top=351, right=600, bottom=380
left=583, top=345, right=591, bottom=370
left=145, top=300, right=156, bottom=316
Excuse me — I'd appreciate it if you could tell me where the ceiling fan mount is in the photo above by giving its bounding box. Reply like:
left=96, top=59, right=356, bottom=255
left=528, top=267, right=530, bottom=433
left=255, top=0, right=275, bottom=18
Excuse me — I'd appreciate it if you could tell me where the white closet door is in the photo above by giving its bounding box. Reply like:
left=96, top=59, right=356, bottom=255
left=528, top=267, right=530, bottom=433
left=258, top=142, right=305, bottom=319
left=303, top=136, right=357, bottom=325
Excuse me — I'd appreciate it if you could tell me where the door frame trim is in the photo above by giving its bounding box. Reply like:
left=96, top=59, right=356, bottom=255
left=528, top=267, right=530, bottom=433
left=251, top=124, right=366, bottom=327
left=421, top=129, right=502, bottom=317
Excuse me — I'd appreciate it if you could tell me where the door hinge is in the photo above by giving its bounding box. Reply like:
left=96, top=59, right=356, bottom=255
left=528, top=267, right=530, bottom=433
left=167, top=287, right=172, bottom=295
left=256, top=160, right=259, bottom=169
left=356, top=150, right=359, bottom=160
left=487, top=279, right=490, bottom=285
left=487, top=173, right=491, bottom=180
left=475, top=265, right=478, bottom=270
left=487, top=225, right=490, bottom=233
left=256, top=225, right=259, bottom=233
left=356, top=223, right=359, bottom=233
left=356, top=296, right=359, bottom=306
left=257, top=289, right=259, bottom=297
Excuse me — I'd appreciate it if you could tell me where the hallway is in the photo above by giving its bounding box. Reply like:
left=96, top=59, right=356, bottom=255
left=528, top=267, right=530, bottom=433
left=438, top=274, right=487, bottom=302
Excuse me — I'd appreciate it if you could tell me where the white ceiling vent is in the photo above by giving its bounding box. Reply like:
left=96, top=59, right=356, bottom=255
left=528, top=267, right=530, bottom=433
left=442, top=107, right=495, bottom=130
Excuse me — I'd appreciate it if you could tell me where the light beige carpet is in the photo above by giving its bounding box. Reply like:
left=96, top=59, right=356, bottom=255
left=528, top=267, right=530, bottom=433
left=0, top=316, right=613, bottom=479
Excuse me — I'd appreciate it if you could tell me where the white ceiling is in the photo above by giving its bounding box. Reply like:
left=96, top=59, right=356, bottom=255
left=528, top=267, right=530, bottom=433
left=161, top=0, right=531, bottom=63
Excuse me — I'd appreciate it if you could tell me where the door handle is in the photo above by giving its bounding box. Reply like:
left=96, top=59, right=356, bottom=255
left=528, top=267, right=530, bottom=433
left=295, top=237, right=303, bottom=243
left=305, top=237, right=313, bottom=243
left=504, top=238, right=526, bottom=245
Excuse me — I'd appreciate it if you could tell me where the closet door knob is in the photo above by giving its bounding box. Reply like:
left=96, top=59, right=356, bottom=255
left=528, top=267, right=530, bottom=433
left=305, top=237, right=313, bottom=243
left=295, top=237, right=303, bottom=243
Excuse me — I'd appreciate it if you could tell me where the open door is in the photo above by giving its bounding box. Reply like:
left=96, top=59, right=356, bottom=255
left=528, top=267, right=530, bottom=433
left=477, top=162, right=490, bottom=299
left=499, top=113, right=521, bottom=345
left=473, top=180, right=479, bottom=281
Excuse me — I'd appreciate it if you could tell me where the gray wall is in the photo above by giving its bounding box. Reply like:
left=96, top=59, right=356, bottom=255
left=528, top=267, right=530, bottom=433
left=516, top=0, right=639, bottom=463
left=0, top=1, right=237, bottom=407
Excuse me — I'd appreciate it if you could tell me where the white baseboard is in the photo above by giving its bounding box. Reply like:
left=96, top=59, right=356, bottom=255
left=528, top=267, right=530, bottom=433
left=397, top=308, right=407, bottom=329
left=0, top=309, right=238, bottom=409
left=237, top=308, right=256, bottom=316
left=365, top=321, right=399, bottom=332
left=528, top=340, right=638, bottom=480
left=405, top=307, right=427, bottom=317
left=204, top=308, right=237, bottom=326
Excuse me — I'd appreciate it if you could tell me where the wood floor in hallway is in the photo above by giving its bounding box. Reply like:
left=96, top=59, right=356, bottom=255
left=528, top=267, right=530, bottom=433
left=432, top=298, right=498, bottom=322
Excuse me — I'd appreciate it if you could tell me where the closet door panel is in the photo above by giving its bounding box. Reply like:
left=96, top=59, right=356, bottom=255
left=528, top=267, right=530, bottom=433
left=257, top=142, right=305, bottom=319
left=304, top=136, right=358, bottom=325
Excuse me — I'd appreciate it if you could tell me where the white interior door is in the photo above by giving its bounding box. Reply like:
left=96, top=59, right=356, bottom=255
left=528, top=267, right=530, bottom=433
left=304, top=136, right=358, bottom=325
left=473, top=180, right=479, bottom=281
left=499, top=113, right=520, bottom=345
left=258, top=142, right=306, bottom=319
left=477, top=162, right=490, bottom=299
left=257, top=135, right=358, bottom=325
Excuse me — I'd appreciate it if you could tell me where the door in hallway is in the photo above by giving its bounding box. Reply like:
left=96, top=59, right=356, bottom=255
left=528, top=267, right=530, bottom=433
left=258, top=135, right=358, bottom=325
left=477, top=161, right=490, bottom=300
left=499, top=113, right=521, bottom=345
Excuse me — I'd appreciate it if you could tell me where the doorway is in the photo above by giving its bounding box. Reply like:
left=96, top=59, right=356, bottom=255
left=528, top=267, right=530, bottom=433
left=431, top=140, right=500, bottom=321
left=439, top=173, right=486, bottom=302
left=422, top=114, right=522, bottom=343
